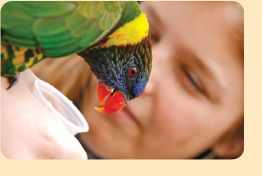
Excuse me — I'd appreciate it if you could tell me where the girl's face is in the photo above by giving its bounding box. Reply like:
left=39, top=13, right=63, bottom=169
left=80, top=2, right=244, bottom=159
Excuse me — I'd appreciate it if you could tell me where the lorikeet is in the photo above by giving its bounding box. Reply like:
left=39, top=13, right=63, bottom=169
left=1, top=1, right=152, bottom=113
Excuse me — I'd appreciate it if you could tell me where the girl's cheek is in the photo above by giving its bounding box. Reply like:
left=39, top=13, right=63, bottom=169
left=151, top=92, right=206, bottom=146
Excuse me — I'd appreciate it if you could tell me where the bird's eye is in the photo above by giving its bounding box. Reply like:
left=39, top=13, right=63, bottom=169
left=128, top=67, right=138, bottom=77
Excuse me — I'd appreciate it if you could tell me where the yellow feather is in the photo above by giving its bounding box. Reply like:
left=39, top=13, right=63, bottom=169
left=12, top=54, right=26, bottom=65
left=13, top=47, right=28, bottom=56
left=105, top=13, right=149, bottom=47
left=1, top=44, right=9, bottom=61
left=24, top=56, right=35, bottom=68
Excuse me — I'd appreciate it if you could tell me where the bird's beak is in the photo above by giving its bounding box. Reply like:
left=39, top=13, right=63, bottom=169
left=94, top=80, right=126, bottom=113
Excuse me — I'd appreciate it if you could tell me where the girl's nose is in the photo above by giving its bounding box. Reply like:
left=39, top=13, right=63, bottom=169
left=142, top=56, right=158, bottom=96
left=142, top=40, right=168, bottom=96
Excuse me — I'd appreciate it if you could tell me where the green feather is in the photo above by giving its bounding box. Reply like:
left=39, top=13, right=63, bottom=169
left=36, top=30, right=72, bottom=43
left=1, top=1, right=126, bottom=58
left=33, top=18, right=68, bottom=36
left=24, top=1, right=70, bottom=8
left=6, top=42, right=38, bottom=49
left=104, top=1, right=121, bottom=11
left=114, top=1, right=142, bottom=30
left=2, top=34, right=37, bottom=45
left=24, top=2, right=76, bottom=17
left=80, top=22, right=101, bottom=47
left=43, top=40, right=80, bottom=57
left=70, top=21, right=93, bottom=38
left=3, top=28, right=35, bottom=38
left=40, top=37, right=80, bottom=48
left=1, top=1, right=144, bottom=76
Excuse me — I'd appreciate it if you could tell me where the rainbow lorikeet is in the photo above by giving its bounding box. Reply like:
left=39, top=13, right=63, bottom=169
left=1, top=1, right=152, bottom=113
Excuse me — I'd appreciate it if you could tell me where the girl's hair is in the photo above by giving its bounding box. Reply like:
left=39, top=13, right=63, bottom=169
left=230, top=1, right=244, bottom=61
left=32, top=55, right=92, bottom=105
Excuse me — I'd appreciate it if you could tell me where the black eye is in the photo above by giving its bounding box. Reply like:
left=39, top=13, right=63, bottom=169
left=128, top=67, right=138, bottom=77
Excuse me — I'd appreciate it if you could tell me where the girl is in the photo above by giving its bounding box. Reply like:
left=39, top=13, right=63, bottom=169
left=32, top=1, right=244, bottom=159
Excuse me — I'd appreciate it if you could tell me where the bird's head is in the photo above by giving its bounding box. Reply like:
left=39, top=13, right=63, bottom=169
left=78, top=13, right=152, bottom=113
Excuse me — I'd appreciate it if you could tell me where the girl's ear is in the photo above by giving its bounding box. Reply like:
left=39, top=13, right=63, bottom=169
left=212, top=119, right=244, bottom=159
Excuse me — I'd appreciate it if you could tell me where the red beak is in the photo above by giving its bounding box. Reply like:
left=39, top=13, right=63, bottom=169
left=94, top=81, right=126, bottom=113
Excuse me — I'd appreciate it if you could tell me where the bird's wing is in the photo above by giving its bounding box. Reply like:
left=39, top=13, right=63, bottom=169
left=1, top=1, right=122, bottom=58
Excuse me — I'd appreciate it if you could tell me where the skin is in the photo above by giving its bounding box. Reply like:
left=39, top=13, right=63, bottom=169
left=78, top=1, right=244, bottom=159
left=1, top=70, right=87, bottom=159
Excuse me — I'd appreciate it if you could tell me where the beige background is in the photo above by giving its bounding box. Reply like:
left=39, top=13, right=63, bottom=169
left=0, top=0, right=259, bottom=175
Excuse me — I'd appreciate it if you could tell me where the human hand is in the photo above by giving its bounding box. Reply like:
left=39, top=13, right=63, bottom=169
left=1, top=69, right=87, bottom=159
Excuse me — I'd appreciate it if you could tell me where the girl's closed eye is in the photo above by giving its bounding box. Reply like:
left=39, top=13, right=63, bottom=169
left=181, top=66, right=207, bottom=96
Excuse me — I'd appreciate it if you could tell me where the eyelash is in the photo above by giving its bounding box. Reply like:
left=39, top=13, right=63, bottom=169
left=149, top=26, right=160, bottom=43
left=151, top=32, right=159, bottom=42
left=182, top=67, right=206, bottom=95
